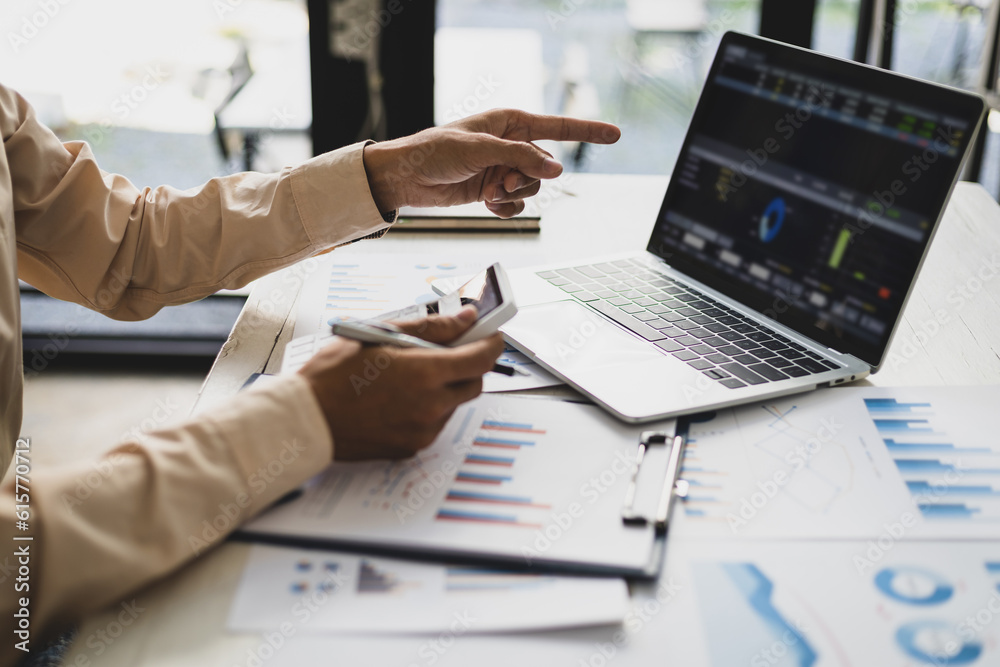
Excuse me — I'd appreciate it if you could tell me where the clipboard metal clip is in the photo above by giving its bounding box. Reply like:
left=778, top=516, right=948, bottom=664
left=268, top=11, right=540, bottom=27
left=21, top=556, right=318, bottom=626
left=621, top=430, right=687, bottom=535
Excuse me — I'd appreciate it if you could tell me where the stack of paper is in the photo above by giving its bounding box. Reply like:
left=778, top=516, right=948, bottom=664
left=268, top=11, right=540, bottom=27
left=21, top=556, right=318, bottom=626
left=667, top=385, right=1000, bottom=666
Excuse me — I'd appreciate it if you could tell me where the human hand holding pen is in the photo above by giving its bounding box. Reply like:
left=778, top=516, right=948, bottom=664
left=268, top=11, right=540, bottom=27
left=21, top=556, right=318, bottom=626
left=330, top=320, right=524, bottom=376
left=299, top=306, right=504, bottom=461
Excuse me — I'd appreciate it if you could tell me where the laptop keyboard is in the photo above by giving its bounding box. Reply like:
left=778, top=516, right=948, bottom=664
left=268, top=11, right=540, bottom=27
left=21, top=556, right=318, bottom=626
left=536, top=257, right=842, bottom=389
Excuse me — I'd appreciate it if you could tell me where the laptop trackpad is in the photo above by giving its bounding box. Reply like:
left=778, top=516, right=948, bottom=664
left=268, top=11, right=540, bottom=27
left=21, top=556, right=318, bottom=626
left=502, top=300, right=711, bottom=421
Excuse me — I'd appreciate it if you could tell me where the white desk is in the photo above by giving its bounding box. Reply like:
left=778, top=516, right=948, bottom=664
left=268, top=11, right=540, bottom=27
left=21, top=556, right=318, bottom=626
left=65, top=175, right=1000, bottom=666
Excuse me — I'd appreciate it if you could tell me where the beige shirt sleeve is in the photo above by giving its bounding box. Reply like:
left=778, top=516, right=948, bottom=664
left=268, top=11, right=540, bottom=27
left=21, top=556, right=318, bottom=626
left=0, top=83, right=389, bottom=662
left=8, top=375, right=333, bottom=643
left=10, top=86, right=392, bottom=320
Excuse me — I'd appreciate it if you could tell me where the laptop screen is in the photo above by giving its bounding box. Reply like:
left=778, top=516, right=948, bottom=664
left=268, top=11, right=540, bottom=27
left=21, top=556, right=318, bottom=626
left=647, top=32, right=984, bottom=369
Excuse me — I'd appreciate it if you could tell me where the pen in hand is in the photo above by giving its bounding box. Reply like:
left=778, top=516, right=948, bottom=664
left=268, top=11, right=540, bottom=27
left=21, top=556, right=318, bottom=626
left=330, top=321, right=527, bottom=376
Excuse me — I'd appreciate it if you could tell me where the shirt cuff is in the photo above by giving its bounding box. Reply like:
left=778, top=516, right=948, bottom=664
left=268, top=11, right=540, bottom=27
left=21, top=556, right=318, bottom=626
left=289, top=141, right=393, bottom=249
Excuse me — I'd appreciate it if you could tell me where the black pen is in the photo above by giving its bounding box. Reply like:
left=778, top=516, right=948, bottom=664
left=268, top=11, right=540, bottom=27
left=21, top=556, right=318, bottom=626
left=331, top=321, right=527, bottom=376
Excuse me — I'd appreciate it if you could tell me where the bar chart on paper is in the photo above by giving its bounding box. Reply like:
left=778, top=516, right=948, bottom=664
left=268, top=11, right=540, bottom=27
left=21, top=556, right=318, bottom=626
left=242, top=394, right=665, bottom=574
left=436, top=415, right=551, bottom=529
left=297, top=412, right=555, bottom=529
left=669, top=386, right=1000, bottom=540
left=862, top=395, right=1000, bottom=525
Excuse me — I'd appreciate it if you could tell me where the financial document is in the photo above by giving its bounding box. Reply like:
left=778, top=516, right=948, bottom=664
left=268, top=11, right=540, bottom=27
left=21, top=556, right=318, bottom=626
left=228, top=544, right=630, bottom=634
left=683, top=540, right=1000, bottom=666
left=242, top=394, right=674, bottom=574
left=669, top=385, right=1000, bottom=541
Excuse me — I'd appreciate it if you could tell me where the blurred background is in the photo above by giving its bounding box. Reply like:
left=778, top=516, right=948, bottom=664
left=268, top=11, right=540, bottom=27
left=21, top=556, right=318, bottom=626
left=2, top=0, right=998, bottom=196
left=5, top=0, right=1000, bottom=583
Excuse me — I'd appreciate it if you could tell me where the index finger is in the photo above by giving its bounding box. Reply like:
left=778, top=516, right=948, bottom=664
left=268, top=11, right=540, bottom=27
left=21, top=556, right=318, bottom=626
left=510, top=112, right=621, bottom=145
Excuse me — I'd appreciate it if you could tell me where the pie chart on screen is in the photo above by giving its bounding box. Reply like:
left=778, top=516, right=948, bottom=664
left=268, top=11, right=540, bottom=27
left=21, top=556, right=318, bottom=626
left=759, top=197, right=786, bottom=243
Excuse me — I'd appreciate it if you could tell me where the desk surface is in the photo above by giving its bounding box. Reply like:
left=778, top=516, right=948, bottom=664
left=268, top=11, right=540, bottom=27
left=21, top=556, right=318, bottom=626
left=66, top=174, right=1000, bottom=666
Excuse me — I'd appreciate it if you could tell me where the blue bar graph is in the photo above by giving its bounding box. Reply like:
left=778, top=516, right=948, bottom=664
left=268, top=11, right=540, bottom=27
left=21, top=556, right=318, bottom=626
left=865, top=395, right=1000, bottom=524
left=894, top=459, right=961, bottom=473
left=455, top=472, right=512, bottom=485
left=685, top=479, right=723, bottom=489
left=436, top=508, right=541, bottom=528
left=893, top=460, right=1000, bottom=474
left=863, top=398, right=932, bottom=413
left=445, top=490, right=549, bottom=508
left=686, top=496, right=724, bottom=503
left=873, top=419, right=933, bottom=433
left=482, top=420, right=546, bottom=434
left=918, top=504, right=982, bottom=518
left=464, top=454, right=516, bottom=467
left=907, top=481, right=1000, bottom=496
left=472, top=436, right=535, bottom=449
left=885, top=439, right=990, bottom=454
left=438, top=509, right=519, bottom=522
left=679, top=431, right=727, bottom=521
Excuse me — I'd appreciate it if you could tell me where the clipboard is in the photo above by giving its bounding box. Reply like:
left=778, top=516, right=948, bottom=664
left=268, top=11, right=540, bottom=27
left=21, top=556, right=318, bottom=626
left=621, top=431, right=688, bottom=534
left=238, top=394, right=681, bottom=579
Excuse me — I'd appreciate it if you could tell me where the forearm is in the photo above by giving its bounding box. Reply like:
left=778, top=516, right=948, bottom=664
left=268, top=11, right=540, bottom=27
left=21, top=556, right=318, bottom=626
left=0, top=374, right=332, bottom=655
left=14, top=141, right=389, bottom=320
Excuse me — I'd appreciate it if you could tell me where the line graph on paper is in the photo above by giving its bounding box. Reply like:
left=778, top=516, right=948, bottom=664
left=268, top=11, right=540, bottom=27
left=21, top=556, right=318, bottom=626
left=680, top=401, right=856, bottom=524
left=360, top=452, right=444, bottom=513
left=742, top=404, right=857, bottom=515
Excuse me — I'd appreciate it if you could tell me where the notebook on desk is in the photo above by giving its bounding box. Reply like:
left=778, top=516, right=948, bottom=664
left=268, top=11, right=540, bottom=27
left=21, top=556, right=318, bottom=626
left=494, top=31, right=986, bottom=423
left=395, top=201, right=541, bottom=232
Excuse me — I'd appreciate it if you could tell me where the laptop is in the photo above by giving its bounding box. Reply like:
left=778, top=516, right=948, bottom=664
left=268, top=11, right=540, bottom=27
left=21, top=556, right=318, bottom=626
left=499, top=31, right=986, bottom=423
